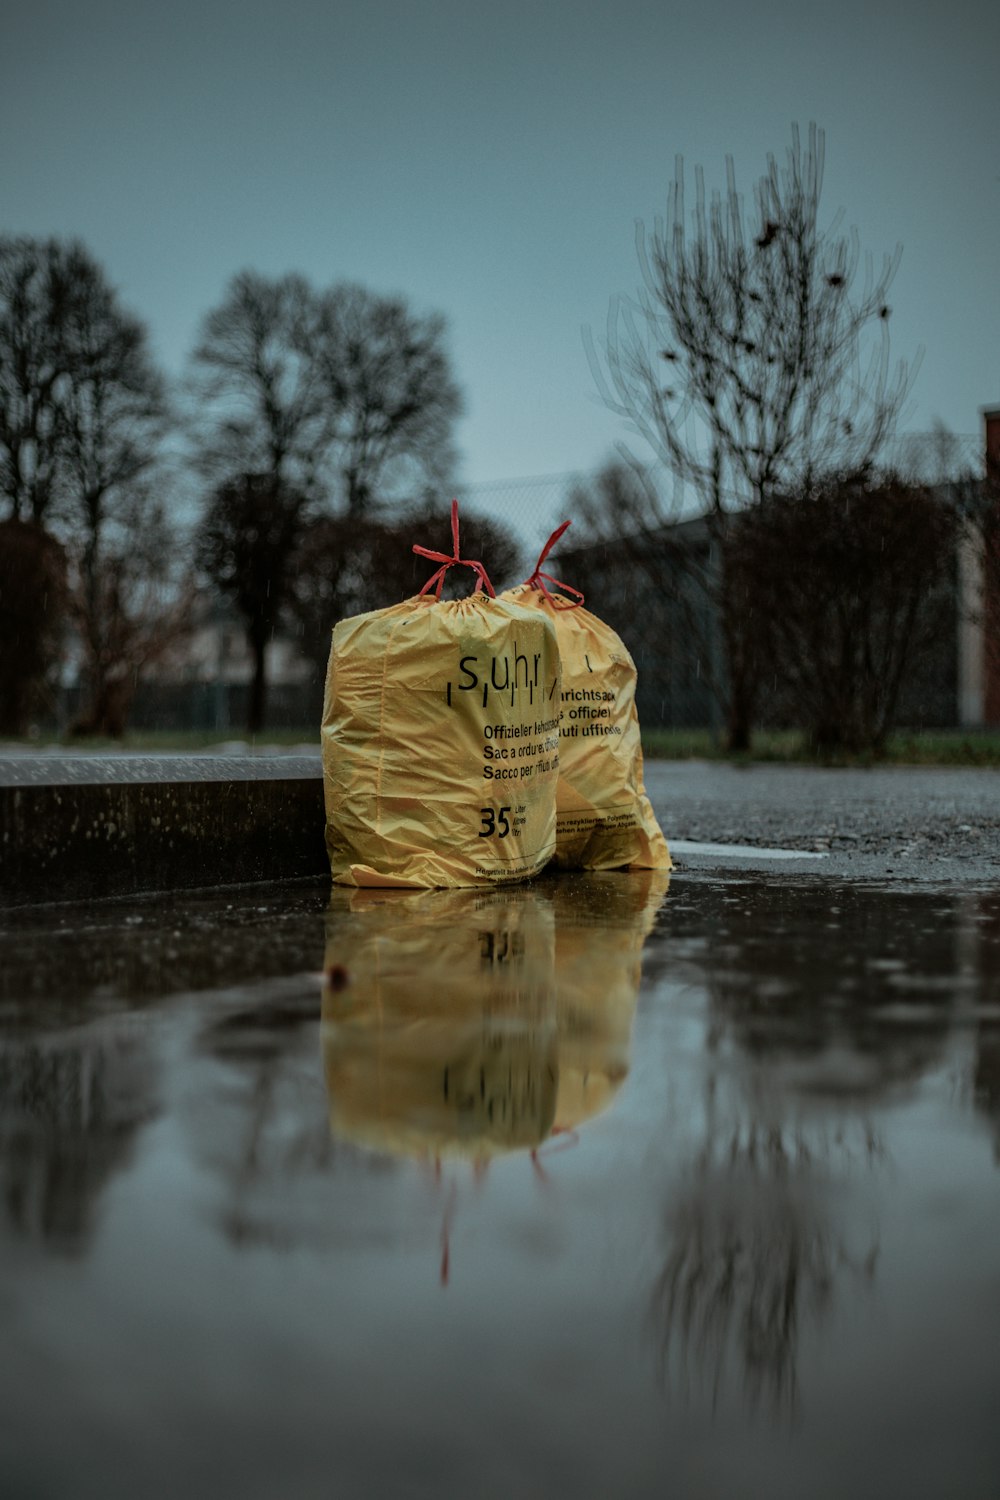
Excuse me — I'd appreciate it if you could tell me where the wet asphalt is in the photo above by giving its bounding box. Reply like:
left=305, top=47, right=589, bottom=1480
left=644, top=760, right=1000, bottom=887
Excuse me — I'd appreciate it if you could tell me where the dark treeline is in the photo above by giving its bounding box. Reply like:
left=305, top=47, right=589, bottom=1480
left=0, top=240, right=513, bottom=736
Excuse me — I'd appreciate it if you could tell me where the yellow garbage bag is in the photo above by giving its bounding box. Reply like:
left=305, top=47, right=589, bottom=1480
left=503, top=523, right=671, bottom=871
left=322, top=504, right=561, bottom=888
left=321, top=885, right=558, bottom=1159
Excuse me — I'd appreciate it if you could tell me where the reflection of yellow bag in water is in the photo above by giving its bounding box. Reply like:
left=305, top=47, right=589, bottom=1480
left=503, top=526, right=670, bottom=872
left=548, top=869, right=670, bottom=1133
left=320, top=870, right=669, bottom=1161
left=321, top=886, right=558, bottom=1158
left=322, top=506, right=561, bottom=889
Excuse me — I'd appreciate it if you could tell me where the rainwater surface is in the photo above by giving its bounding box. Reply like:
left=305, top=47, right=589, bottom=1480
left=1, top=873, right=999, bottom=1500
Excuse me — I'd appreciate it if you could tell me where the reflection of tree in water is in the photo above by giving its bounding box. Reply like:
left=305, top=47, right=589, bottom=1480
left=649, top=883, right=961, bottom=1415
left=971, top=892, right=1000, bottom=1163
left=652, top=1108, right=880, bottom=1415
left=193, top=984, right=337, bottom=1249
left=0, top=1029, right=157, bottom=1250
left=688, top=885, right=957, bottom=1093
left=975, top=1030, right=1000, bottom=1165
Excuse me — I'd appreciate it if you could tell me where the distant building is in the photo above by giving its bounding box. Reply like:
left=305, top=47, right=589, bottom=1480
left=557, top=408, right=1000, bottom=734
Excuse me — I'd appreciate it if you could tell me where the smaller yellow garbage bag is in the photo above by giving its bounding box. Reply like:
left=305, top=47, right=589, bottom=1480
left=503, top=524, right=671, bottom=872
left=322, top=504, right=561, bottom=888
left=549, top=869, right=669, bottom=1133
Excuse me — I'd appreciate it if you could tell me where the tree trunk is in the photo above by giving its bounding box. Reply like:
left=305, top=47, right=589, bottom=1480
left=248, top=631, right=267, bottom=733
left=719, top=542, right=758, bottom=754
left=71, top=678, right=130, bottom=739
left=346, top=468, right=370, bottom=518
left=74, top=653, right=111, bottom=739
left=724, top=709, right=753, bottom=754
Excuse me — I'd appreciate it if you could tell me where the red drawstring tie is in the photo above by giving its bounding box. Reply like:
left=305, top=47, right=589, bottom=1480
left=525, top=520, right=584, bottom=609
left=413, top=499, right=496, bottom=599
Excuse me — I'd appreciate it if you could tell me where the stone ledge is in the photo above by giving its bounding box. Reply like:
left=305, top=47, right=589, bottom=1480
left=0, top=752, right=322, bottom=786
left=0, top=755, right=328, bottom=907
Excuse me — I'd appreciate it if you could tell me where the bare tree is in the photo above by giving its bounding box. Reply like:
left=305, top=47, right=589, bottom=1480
left=190, top=272, right=462, bottom=516
left=0, top=238, right=63, bottom=524
left=313, top=283, right=462, bottom=515
left=0, top=236, right=77, bottom=524
left=196, top=471, right=310, bottom=733
left=68, top=489, right=196, bottom=737
left=55, top=264, right=180, bottom=734
left=190, top=270, right=327, bottom=493
left=1, top=236, right=188, bottom=736
left=190, top=273, right=463, bottom=726
left=587, top=123, right=913, bottom=749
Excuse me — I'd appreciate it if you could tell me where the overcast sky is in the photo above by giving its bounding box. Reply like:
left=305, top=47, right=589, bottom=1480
left=3, top=0, right=998, bottom=504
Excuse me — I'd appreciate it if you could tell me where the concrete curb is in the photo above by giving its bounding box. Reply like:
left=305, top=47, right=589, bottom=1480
left=0, top=755, right=328, bottom=906
left=4, top=753, right=998, bottom=907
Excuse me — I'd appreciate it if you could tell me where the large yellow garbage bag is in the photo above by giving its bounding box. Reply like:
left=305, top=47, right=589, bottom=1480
left=322, top=505, right=561, bottom=888
left=321, top=886, right=558, bottom=1159
left=502, top=524, right=671, bottom=871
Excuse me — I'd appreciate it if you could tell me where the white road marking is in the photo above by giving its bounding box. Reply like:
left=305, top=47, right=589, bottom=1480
left=669, top=839, right=828, bottom=860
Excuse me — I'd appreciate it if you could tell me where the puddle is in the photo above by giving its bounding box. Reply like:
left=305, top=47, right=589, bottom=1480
left=1, top=874, right=999, bottom=1499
